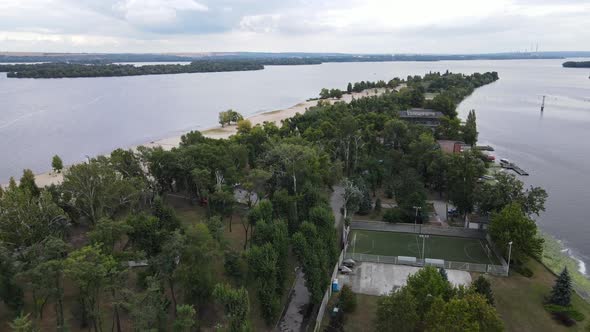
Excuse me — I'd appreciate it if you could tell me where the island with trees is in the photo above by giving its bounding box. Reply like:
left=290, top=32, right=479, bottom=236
left=2, top=70, right=589, bottom=331
left=562, top=61, right=590, bottom=68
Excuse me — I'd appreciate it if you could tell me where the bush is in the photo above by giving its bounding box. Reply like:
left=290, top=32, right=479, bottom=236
left=383, top=208, right=404, bottom=223
left=544, top=304, right=585, bottom=325
left=512, top=263, right=533, bottom=278
left=339, top=285, right=357, bottom=313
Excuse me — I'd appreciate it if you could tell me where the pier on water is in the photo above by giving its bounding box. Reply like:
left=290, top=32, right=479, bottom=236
left=500, top=161, right=529, bottom=176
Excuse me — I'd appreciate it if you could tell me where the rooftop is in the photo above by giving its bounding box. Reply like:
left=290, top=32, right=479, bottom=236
left=399, top=108, right=444, bottom=118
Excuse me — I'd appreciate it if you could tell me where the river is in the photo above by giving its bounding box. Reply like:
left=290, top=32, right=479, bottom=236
left=1, top=59, right=589, bottom=272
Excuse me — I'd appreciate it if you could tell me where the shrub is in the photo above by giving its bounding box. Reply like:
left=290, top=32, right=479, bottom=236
left=472, top=276, right=495, bottom=306
left=544, top=304, right=585, bottom=325
left=383, top=208, right=404, bottom=223
left=512, top=263, right=533, bottom=278
left=339, top=285, right=357, bottom=313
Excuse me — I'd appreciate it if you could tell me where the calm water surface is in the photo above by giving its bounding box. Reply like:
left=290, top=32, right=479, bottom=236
left=1, top=59, right=589, bottom=269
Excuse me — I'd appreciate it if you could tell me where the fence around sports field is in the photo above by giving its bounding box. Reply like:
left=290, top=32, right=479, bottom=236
left=344, top=252, right=508, bottom=276
left=349, top=221, right=510, bottom=276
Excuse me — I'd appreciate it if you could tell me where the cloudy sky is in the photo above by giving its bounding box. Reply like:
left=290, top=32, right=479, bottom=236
left=0, top=0, right=588, bottom=53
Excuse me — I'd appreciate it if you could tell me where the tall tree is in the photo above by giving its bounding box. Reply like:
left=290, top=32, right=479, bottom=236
left=52, top=155, right=64, bottom=173
left=446, top=151, right=485, bottom=224
left=62, top=159, right=145, bottom=224
left=489, top=203, right=544, bottom=262
left=462, top=109, right=478, bottom=146
left=549, top=267, right=572, bottom=307
left=476, top=172, right=547, bottom=216
left=173, top=305, right=197, bottom=332
left=213, top=283, right=251, bottom=332
left=19, top=169, right=40, bottom=196
left=64, top=245, right=118, bottom=332
left=375, top=288, right=419, bottom=332
left=425, top=293, right=503, bottom=332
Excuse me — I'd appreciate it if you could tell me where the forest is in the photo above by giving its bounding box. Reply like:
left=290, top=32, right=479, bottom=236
left=0, top=70, right=544, bottom=332
left=562, top=61, right=590, bottom=68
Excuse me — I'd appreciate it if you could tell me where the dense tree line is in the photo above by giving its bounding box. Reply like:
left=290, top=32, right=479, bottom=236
left=562, top=61, right=590, bottom=68
left=0, top=61, right=267, bottom=78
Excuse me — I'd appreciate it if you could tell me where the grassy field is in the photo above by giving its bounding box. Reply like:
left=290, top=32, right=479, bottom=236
left=488, top=259, right=590, bottom=332
left=350, top=229, right=499, bottom=264
left=541, top=232, right=590, bottom=301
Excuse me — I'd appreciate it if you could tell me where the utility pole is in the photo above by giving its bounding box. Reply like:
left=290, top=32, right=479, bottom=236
left=507, top=241, right=513, bottom=276
left=413, top=206, right=422, bottom=233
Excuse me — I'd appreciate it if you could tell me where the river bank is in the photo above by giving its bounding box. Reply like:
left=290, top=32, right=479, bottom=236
left=4, top=87, right=389, bottom=188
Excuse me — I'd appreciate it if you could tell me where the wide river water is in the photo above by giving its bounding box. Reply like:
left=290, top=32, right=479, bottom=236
left=1, top=59, right=589, bottom=271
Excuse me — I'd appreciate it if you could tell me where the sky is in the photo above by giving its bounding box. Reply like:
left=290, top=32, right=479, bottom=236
left=0, top=0, right=589, bottom=54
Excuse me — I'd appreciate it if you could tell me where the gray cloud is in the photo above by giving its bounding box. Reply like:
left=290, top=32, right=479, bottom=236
left=0, top=0, right=588, bottom=53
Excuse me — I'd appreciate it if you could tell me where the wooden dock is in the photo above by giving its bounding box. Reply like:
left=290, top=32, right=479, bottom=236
left=500, top=162, right=529, bottom=176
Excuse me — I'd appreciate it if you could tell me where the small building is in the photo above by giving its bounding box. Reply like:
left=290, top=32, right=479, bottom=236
left=467, top=214, right=490, bottom=230
left=437, top=140, right=470, bottom=154
left=398, top=108, right=443, bottom=128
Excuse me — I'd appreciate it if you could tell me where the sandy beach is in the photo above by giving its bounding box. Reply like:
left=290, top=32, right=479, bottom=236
left=6, top=87, right=394, bottom=188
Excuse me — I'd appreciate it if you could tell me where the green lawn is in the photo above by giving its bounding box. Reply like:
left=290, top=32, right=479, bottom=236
left=350, top=230, right=499, bottom=264
left=489, top=259, right=590, bottom=332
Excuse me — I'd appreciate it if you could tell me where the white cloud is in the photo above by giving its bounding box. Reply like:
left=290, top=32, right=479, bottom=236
left=0, top=0, right=589, bottom=53
left=112, top=0, right=208, bottom=26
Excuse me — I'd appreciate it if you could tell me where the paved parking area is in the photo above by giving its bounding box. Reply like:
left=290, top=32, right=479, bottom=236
left=338, top=262, right=472, bottom=296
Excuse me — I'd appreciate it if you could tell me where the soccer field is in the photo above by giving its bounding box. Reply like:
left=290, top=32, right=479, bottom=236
left=349, top=229, right=500, bottom=265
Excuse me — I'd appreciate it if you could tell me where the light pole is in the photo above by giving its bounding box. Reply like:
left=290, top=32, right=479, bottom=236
left=507, top=241, right=513, bottom=276
left=419, top=234, right=429, bottom=261
left=413, top=206, right=422, bottom=233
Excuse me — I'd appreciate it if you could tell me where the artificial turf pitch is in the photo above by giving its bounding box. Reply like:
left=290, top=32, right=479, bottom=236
left=349, top=229, right=499, bottom=265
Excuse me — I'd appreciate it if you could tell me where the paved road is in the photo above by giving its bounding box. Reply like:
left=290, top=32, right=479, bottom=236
left=277, top=269, right=312, bottom=332
left=277, top=186, right=344, bottom=331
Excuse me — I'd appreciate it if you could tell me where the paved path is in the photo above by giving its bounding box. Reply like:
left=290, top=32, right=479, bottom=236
left=277, top=186, right=344, bottom=331
left=277, top=269, right=312, bottom=332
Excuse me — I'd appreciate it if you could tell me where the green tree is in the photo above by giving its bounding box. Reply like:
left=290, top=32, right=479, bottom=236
left=213, top=283, right=251, bottom=332
left=0, top=244, right=24, bottom=313
left=447, top=151, right=485, bottom=222
left=0, top=188, right=69, bottom=250
left=406, top=266, right=452, bottom=317
left=320, top=88, right=330, bottom=99
left=425, top=293, right=503, bottom=332
left=462, top=109, right=478, bottom=146
left=64, top=244, right=118, bottom=332
left=126, top=213, right=165, bottom=256
left=476, top=172, right=547, bottom=216
left=550, top=267, right=572, bottom=307
left=151, top=230, right=186, bottom=315
left=489, top=203, right=544, bottom=262
left=375, top=288, right=419, bottom=332
left=52, top=155, right=64, bottom=173
left=247, top=243, right=280, bottom=324
left=125, top=277, right=169, bottom=332
left=9, top=313, right=38, bottom=332
left=62, top=159, right=145, bottom=224
left=88, top=218, right=132, bottom=254
left=472, top=275, right=495, bottom=306
left=173, top=304, right=197, bottom=332
left=18, top=237, right=70, bottom=325
left=19, top=169, right=40, bottom=196
left=339, top=284, right=357, bottom=313
left=176, top=224, right=218, bottom=306
left=347, top=82, right=353, bottom=94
